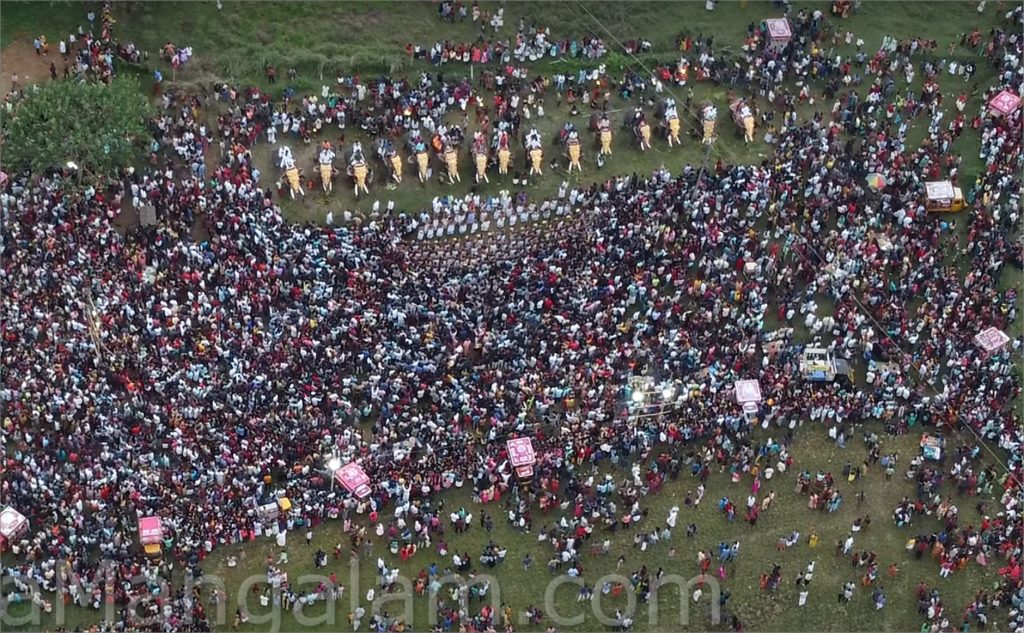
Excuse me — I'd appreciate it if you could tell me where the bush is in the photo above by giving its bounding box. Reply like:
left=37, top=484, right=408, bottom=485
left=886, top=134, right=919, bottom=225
left=2, top=76, right=152, bottom=180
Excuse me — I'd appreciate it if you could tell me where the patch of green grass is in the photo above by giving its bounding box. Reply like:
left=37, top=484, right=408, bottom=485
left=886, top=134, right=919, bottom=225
left=0, top=0, right=89, bottom=47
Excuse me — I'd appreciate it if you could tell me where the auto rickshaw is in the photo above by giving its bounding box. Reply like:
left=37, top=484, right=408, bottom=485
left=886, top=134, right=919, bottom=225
left=924, top=181, right=965, bottom=213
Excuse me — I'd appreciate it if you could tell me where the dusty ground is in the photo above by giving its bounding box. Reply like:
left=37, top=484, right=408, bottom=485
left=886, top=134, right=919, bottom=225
left=0, top=40, right=57, bottom=94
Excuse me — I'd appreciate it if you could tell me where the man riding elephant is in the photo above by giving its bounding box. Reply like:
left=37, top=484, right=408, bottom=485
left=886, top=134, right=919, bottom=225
left=495, top=130, right=512, bottom=176
left=597, top=115, right=613, bottom=157
left=472, top=133, right=489, bottom=184
left=659, top=98, right=682, bottom=147
left=524, top=128, right=543, bottom=176
left=318, top=141, right=337, bottom=193
left=377, top=139, right=403, bottom=185
left=347, top=141, right=370, bottom=196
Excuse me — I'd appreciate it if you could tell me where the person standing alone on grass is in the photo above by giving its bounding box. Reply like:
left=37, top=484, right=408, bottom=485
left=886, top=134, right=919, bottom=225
left=839, top=581, right=855, bottom=603
left=873, top=587, right=887, bottom=610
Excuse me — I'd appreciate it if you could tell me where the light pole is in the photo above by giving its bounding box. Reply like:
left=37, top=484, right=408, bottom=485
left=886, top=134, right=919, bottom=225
left=327, top=456, right=342, bottom=492
left=625, top=376, right=684, bottom=421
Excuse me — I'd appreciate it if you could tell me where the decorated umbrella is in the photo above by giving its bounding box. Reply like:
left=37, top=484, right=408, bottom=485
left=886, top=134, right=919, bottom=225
left=734, top=379, right=763, bottom=404
left=988, top=90, right=1021, bottom=117
left=764, top=18, right=793, bottom=49
left=0, top=507, right=28, bottom=551
left=334, top=462, right=372, bottom=499
left=974, top=326, right=1010, bottom=354
left=506, top=437, right=537, bottom=479
left=865, top=173, right=887, bottom=190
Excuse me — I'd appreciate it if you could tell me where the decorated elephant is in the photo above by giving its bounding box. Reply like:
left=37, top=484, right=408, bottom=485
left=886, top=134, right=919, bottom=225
left=634, top=120, right=652, bottom=152
left=440, top=146, right=459, bottom=184
left=657, top=98, right=682, bottom=147
left=376, top=139, right=404, bottom=185
left=317, top=142, right=337, bottom=193
left=524, top=128, right=543, bottom=176
left=492, top=130, right=514, bottom=177
left=700, top=103, right=718, bottom=145
left=730, top=98, right=755, bottom=143
left=566, top=134, right=583, bottom=174
left=284, top=163, right=305, bottom=200
left=407, top=133, right=431, bottom=183
left=595, top=115, right=613, bottom=156
left=347, top=142, right=371, bottom=196
left=471, top=134, right=489, bottom=184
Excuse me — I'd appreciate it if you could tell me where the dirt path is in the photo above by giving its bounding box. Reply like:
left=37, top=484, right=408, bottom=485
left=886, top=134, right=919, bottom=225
left=0, top=40, right=55, bottom=94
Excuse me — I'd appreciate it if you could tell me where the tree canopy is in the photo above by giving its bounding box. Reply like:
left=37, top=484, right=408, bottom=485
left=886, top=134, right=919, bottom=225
left=1, top=76, right=152, bottom=179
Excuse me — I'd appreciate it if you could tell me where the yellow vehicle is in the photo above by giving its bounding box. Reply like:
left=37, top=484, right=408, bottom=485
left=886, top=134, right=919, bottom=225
left=924, top=181, right=965, bottom=213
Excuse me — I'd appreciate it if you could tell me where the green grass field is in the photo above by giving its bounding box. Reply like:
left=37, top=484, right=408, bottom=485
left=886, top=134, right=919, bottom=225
left=0, top=2, right=1019, bottom=631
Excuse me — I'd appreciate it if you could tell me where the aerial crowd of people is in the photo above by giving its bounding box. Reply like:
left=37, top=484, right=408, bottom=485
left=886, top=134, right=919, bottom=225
left=1, top=2, right=1023, bottom=633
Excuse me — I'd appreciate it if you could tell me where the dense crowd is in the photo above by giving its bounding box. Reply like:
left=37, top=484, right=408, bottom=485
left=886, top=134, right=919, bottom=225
left=2, top=3, right=1024, bottom=633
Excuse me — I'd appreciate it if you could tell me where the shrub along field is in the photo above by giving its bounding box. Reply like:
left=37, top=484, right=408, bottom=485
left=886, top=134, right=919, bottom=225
left=0, top=1, right=1018, bottom=631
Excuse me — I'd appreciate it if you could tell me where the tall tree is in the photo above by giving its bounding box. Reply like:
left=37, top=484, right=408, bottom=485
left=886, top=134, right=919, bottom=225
left=2, top=76, right=152, bottom=180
